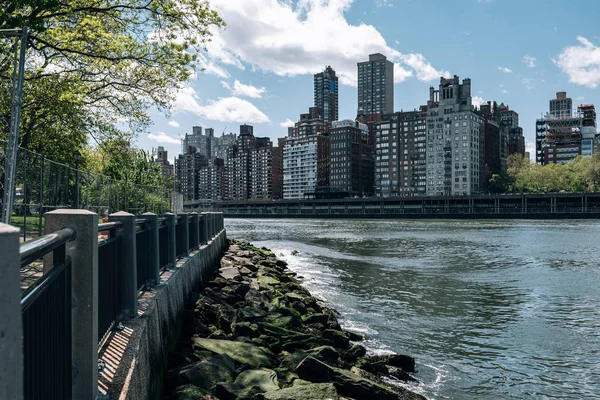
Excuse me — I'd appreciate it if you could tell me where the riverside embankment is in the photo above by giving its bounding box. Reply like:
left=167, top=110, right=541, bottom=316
left=163, top=240, right=425, bottom=400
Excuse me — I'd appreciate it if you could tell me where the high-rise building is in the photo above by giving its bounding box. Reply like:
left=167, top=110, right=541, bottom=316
left=536, top=99, right=598, bottom=165
left=213, top=132, right=237, bottom=161
left=425, top=76, right=485, bottom=196
left=314, top=66, right=339, bottom=125
left=374, top=107, right=428, bottom=197
left=154, top=146, right=174, bottom=183
left=225, top=125, right=273, bottom=201
left=357, top=53, right=394, bottom=115
left=283, top=107, right=330, bottom=199
left=550, top=91, right=573, bottom=118
left=182, top=126, right=216, bottom=159
left=271, top=138, right=285, bottom=200
left=174, top=146, right=208, bottom=201
left=330, top=119, right=374, bottom=197
left=198, top=158, right=226, bottom=202
left=478, top=101, right=510, bottom=183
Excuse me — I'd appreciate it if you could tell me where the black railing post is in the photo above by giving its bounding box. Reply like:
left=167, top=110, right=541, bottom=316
left=141, top=212, right=160, bottom=285
left=190, top=212, right=199, bottom=250
left=165, top=212, right=176, bottom=268
left=0, top=223, right=23, bottom=400
left=109, top=211, right=137, bottom=319
left=199, top=213, right=208, bottom=245
left=178, top=213, right=190, bottom=257
left=44, top=209, right=99, bottom=400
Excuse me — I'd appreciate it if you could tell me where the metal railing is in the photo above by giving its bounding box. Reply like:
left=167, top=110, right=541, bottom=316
left=135, top=219, right=149, bottom=290
left=97, top=221, right=122, bottom=345
left=0, top=139, right=173, bottom=240
left=20, top=227, right=76, bottom=400
left=12, top=210, right=225, bottom=399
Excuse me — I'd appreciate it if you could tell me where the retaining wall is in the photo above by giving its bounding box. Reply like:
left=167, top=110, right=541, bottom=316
left=98, top=229, right=228, bottom=400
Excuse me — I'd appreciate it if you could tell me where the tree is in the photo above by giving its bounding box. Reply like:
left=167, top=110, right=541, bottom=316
left=1, top=0, right=224, bottom=162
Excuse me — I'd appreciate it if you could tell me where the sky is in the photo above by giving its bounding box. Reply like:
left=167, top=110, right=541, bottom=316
left=140, top=0, right=600, bottom=163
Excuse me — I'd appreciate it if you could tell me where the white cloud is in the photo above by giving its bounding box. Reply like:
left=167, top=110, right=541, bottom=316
left=167, top=120, right=180, bottom=128
left=173, top=86, right=270, bottom=123
left=220, top=81, right=231, bottom=89
left=555, top=36, right=600, bottom=88
left=206, top=0, right=448, bottom=86
left=576, top=96, right=585, bottom=101
left=522, top=78, right=535, bottom=90
left=232, top=80, right=267, bottom=98
left=501, top=89, right=508, bottom=94
left=498, top=67, right=513, bottom=73
left=280, top=118, right=295, bottom=127
left=148, top=131, right=180, bottom=145
left=472, top=96, right=485, bottom=107
left=523, top=55, right=536, bottom=68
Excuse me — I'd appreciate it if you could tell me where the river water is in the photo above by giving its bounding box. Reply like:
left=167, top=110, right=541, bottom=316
left=225, top=218, right=600, bottom=399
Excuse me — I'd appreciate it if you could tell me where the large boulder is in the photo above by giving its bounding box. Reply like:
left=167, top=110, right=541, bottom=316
left=296, top=356, right=426, bottom=400
left=234, top=368, right=280, bottom=392
left=173, top=384, right=211, bottom=400
left=178, top=354, right=236, bottom=391
left=263, top=383, right=338, bottom=400
left=193, top=338, right=274, bottom=368
left=358, top=354, right=416, bottom=373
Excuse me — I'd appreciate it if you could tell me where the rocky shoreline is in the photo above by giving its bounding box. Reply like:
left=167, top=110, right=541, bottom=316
left=164, top=240, right=426, bottom=400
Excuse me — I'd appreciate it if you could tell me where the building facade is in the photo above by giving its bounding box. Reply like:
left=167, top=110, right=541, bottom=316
left=154, top=146, right=174, bottom=183
left=271, top=138, right=285, bottom=200
left=425, top=76, right=485, bottom=196
left=225, top=125, right=273, bottom=201
left=330, top=119, right=374, bottom=197
left=198, top=158, right=226, bottom=202
left=283, top=107, right=330, bottom=199
left=314, top=66, right=339, bottom=125
left=174, top=146, right=208, bottom=201
left=357, top=53, right=394, bottom=115
left=536, top=93, right=598, bottom=164
left=374, top=108, right=428, bottom=197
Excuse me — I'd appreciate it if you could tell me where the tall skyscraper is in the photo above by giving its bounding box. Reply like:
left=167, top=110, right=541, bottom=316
left=357, top=53, right=394, bottom=115
left=314, top=66, right=339, bottom=125
left=550, top=91, right=573, bottom=118
left=425, top=75, right=486, bottom=196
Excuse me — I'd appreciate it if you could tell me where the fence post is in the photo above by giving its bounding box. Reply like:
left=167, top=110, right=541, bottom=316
left=199, top=213, right=207, bottom=245
left=179, top=213, right=190, bottom=257
left=190, top=212, right=199, bottom=250
left=109, top=211, right=137, bottom=318
left=165, top=212, right=176, bottom=267
left=0, top=223, right=23, bottom=400
left=141, top=212, right=160, bottom=286
left=45, top=209, right=99, bottom=400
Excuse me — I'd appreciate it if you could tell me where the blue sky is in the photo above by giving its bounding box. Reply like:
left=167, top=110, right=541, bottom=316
left=140, top=0, right=600, bottom=162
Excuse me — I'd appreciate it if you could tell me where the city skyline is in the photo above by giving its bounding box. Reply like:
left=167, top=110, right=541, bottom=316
left=141, top=0, right=600, bottom=163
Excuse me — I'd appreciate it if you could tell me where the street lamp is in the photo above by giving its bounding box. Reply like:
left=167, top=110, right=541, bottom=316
left=73, top=150, right=81, bottom=209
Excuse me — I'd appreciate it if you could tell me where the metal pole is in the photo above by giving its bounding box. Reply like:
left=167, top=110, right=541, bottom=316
left=75, top=168, right=80, bottom=209
left=1, top=27, right=28, bottom=224
left=38, top=155, right=44, bottom=236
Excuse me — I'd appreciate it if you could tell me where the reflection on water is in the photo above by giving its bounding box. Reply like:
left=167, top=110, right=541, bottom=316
left=226, top=218, right=600, bottom=399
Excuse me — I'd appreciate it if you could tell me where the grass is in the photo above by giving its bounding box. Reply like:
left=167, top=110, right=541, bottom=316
left=10, top=215, right=44, bottom=237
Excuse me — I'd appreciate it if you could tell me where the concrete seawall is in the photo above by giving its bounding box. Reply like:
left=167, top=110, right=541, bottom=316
left=98, top=229, right=228, bottom=400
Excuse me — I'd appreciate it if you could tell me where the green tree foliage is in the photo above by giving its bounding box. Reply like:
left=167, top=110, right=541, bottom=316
left=1, top=0, right=224, bottom=163
left=492, top=153, right=600, bottom=193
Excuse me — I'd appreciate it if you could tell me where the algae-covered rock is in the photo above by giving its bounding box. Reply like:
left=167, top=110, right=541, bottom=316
left=296, top=356, right=426, bottom=400
left=173, top=384, right=211, bottom=400
left=234, top=368, right=280, bottom=392
left=302, top=313, right=329, bottom=325
left=179, top=354, right=236, bottom=391
left=258, top=275, right=280, bottom=285
left=342, top=344, right=367, bottom=363
left=215, top=382, right=265, bottom=400
left=322, top=329, right=350, bottom=350
left=193, top=338, right=274, bottom=368
left=263, top=382, right=338, bottom=400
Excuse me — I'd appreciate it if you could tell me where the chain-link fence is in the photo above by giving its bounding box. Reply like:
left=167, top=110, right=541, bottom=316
left=0, top=140, right=173, bottom=240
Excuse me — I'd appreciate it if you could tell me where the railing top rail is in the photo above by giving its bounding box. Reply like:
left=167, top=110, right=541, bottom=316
left=19, top=227, right=76, bottom=267
left=98, top=221, right=122, bottom=231
left=158, top=217, right=167, bottom=222
left=135, top=219, right=146, bottom=226
left=21, top=259, right=68, bottom=310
